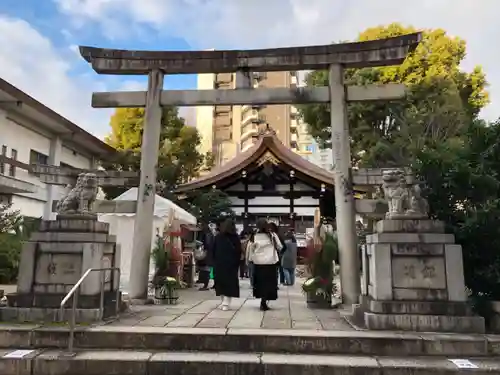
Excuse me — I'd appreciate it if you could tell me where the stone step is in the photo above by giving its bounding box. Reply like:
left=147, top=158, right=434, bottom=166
left=1, top=349, right=499, bottom=375
left=0, top=326, right=499, bottom=357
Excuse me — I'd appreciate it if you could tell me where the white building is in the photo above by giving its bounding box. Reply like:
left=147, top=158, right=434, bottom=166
left=295, top=135, right=333, bottom=172
left=0, top=78, right=116, bottom=219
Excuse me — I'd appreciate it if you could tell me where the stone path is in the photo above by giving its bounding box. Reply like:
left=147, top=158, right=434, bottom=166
left=106, top=278, right=354, bottom=330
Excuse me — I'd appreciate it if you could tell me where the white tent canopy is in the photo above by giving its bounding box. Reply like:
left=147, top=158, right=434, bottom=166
left=108, top=187, right=196, bottom=225
left=99, top=188, right=197, bottom=291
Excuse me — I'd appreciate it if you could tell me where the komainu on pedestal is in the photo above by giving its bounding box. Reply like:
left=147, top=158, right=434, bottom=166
left=1, top=173, right=122, bottom=323
left=363, top=168, right=485, bottom=333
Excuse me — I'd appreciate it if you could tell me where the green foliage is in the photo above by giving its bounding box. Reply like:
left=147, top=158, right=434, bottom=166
left=185, top=189, right=235, bottom=226
left=0, top=204, right=29, bottom=284
left=300, top=23, right=489, bottom=167
left=151, top=233, right=168, bottom=274
left=301, top=23, right=499, bottom=302
left=0, top=234, right=22, bottom=283
left=414, top=119, right=500, bottom=300
left=102, top=107, right=212, bottom=199
left=303, top=233, right=338, bottom=299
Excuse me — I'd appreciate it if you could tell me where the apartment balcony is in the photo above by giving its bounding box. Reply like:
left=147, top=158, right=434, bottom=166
left=241, top=104, right=264, bottom=116
left=241, top=140, right=256, bottom=153
left=240, top=123, right=259, bottom=143
left=0, top=157, right=37, bottom=194
left=214, top=126, right=232, bottom=142
left=241, top=109, right=266, bottom=127
left=214, top=81, right=231, bottom=89
left=214, top=114, right=232, bottom=127
left=215, top=73, right=233, bottom=84
left=214, top=105, right=232, bottom=115
left=0, top=173, right=36, bottom=194
left=290, top=108, right=300, bottom=120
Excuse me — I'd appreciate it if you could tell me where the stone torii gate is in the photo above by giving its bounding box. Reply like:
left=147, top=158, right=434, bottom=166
left=79, top=33, right=422, bottom=304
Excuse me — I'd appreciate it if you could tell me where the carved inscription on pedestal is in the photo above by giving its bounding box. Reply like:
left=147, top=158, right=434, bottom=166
left=391, top=244, right=444, bottom=256
left=35, top=254, right=82, bottom=286
left=392, top=257, right=446, bottom=289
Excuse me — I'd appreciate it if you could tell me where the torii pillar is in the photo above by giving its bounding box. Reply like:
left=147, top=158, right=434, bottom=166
left=78, top=32, right=421, bottom=303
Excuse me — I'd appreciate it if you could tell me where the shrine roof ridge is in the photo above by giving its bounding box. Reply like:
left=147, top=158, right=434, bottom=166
left=79, top=33, right=422, bottom=75
left=175, top=130, right=335, bottom=193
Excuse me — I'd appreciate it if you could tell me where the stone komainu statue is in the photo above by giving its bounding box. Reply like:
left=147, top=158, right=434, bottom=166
left=381, top=168, right=428, bottom=219
left=56, top=173, right=98, bottom=215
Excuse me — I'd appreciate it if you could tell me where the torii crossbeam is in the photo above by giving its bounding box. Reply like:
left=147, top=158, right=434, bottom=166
left=79, top=33, right=422, bottom=304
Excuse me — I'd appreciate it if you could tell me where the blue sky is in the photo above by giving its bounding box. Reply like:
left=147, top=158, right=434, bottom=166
left=0, top=0, right=498, bottom=139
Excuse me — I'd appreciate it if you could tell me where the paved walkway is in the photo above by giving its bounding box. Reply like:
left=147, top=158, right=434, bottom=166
left=108, top=279, right=353, bottom=331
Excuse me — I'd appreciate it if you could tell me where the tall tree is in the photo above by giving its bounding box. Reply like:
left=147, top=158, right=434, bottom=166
left=300, top=23, right=489, bottom=167
left=102, top=107, right=212, bottom=199
left=185, top=189, right=235, bottom=227
left=414, top=119, right=500, bottom=301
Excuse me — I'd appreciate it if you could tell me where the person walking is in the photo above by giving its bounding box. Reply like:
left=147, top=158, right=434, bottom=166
left=212, top=218, right=242, bottom=311
left=245, top=228, right=255, bottom=288
left=281, top=231, right=298, bottom=286
left=247, top=218, right=282, bottom=311
left=239, top=230, right=250, bottom=278
left=196, top=226, right=214, bottom=291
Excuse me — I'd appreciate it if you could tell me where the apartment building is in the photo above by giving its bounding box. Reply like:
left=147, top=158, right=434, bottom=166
left=0, top=78, right=116, bottom=219
left=196, top=70, right=299, bottom=166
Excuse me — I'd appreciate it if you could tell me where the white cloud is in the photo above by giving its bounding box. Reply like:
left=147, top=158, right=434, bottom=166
left=0, top=15, right=146, bottom=139
left=54, top=0, right=500, bottom=121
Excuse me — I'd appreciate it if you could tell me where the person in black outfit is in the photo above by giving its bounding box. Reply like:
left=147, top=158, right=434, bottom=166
left=212, top=218, right=242, bottom=310
left=197, top=227, right=214, bottom=290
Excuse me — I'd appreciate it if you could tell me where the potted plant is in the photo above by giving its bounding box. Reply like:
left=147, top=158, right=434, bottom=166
left=151, top=231, right=169, bottom=297
left=154, top=276, right=184, bottom=305
left=302, top=230, right=339, bottom=309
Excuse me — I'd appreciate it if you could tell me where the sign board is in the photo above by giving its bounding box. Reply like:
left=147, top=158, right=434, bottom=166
left=448, top=359, right=478, bottom=369
left=3, top=350, right=34, bottom=358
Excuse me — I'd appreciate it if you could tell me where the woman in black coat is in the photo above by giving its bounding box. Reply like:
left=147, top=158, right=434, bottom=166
left=212, top=218, right=242, bottom=311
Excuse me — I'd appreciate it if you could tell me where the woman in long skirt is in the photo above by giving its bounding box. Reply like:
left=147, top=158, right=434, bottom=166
left=212, top=218, right=242, bottom=311
left=247, top=218, right=282, bottom=311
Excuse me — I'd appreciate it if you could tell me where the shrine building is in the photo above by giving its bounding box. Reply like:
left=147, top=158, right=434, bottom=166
left=176, top=127, right=364, bottom=232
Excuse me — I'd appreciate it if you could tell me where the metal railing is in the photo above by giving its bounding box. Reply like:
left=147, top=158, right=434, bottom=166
left=60, top=267, right=121, bottom=354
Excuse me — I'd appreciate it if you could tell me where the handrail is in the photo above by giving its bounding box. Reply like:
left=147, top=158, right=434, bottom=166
left=60, top=267, right=121, bottom=354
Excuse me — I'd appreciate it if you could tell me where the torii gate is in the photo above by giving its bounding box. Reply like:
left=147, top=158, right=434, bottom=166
left=79, top=33, right=422, bottom=304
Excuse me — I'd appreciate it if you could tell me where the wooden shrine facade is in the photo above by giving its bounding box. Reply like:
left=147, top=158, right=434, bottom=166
left=177, top=127, right=352, bottom=232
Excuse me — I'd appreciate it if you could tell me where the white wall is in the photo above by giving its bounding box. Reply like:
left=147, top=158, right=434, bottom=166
left=61, top=146, right=93, bottom=169
left=0, top=109, right=95, bottom=218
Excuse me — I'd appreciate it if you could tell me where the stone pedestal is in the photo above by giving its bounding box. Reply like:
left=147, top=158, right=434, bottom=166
left=363, top=219, right=485, bottom=333
left=2, top=215, right=121, bottom=322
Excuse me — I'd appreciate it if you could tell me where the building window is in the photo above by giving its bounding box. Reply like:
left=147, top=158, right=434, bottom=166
left=305, top=144, right=315, bottom=153
left=0, top=145, right=6, bottom=174
left=0, top=194, right=12, bottom=205
left=9, top=149, right=17, bottom=177
left=30, top=150, right=49, bottom=166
